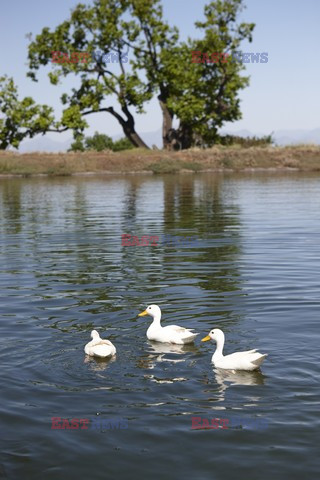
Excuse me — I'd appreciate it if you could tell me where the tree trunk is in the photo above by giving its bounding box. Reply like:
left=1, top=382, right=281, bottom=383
left=158, top=94, right=174, bottom=150
left=106, top=106, right=150, bottom=149
left=123, top=127, right=150, bottom=149
left=178, top=124, right=194, bottom=150
left=163, top=124, right=194, bottom=150
left=158, top=89, right=195, bottom=150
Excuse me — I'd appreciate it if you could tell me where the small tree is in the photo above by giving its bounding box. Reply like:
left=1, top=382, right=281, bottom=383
left=69, top=136, right=85, bottom=151
left=112, top=137, right=134, bottom=151
left=85, top=132, right=114, bottom=151
left=69, top=131, right=134, bottom=151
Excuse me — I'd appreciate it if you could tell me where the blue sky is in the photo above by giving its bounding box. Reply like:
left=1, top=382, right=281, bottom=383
left=1, top=0, right=320, bottom=142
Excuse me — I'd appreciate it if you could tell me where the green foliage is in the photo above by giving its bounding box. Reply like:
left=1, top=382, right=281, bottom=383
left=166, top=0, right=255, bottom=147
left=85, top=132, right=114, bottom=151
left=27, top=0, right=155, bottom=116
left=0, top=76, right=55, bottom=149
left=69, top=131, right=134, bottom=151
left=112, top=136, right=134, bottom=151
left=69, top=137, right=85, bottom=151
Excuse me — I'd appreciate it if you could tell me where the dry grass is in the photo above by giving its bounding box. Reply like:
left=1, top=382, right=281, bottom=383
left=0, top=146, right=320, bottom=176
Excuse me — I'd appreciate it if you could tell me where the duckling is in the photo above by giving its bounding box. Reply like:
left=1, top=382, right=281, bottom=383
left=84, top=330, right=116, bottom=358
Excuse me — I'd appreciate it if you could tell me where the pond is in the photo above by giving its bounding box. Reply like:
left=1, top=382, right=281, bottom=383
left=0, top=172, right=319, bottom=479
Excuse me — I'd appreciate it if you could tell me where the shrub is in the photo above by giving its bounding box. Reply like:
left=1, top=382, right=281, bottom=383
left=69, top=132, right=134, bottom=152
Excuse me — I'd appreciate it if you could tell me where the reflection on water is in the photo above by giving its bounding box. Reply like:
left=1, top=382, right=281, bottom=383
left=144, top=374, right=188, bottom=384
left=1, top=172, right=320, bottom=480
left=214, top=367, right=265, bottom=387
left=147, top=340, right=198, bottom=356
left=137, top=341, right=199, bottom=370
left=84, top=355, right=117, bottom=372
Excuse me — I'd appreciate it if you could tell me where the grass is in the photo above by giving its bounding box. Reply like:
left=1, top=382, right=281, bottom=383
left=0, top=146, right=320, bottom=176
left=146, top=159, right=203, bottom=174
left=181, top=161, right=203, bottom=172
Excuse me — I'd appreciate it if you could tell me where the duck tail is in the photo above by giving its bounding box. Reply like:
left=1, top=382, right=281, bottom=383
left=91, top=345, right=114, bottom=358
left=181, top=333, right=198, bottom=344
left=251, top=353, right=268, bottom=367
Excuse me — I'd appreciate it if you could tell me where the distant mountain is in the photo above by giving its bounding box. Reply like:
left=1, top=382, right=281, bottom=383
left=17, top=127, right=320, bottom=152
left=272, top=128, right=320, bottom=146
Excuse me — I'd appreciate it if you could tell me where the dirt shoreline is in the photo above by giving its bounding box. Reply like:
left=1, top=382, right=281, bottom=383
left=0, top=146, right=320, bottom=177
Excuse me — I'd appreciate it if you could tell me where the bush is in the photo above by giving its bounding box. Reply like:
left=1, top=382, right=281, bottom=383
left=85, top=132, right=114, bottom=151
left=112, top=137, right=135, bottom=151
left=69, top=137, right=85, bottom=151
left=69, top=132, right=134, bottom=152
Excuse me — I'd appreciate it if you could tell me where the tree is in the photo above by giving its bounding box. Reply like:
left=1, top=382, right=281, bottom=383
left=27, top=0, right=163, bottom=149
left=1, top=0, right=254, bottom=150
left=154, top=0, right=255, bottom=148
left=0, top=75, right=54, bottom=149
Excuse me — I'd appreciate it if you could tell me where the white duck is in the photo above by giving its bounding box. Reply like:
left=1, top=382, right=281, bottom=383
left=202, top=328, right=267, bottom=371
left=138, top=305, right=198, bottom=344
left=84, top=330, right=116, bottom=358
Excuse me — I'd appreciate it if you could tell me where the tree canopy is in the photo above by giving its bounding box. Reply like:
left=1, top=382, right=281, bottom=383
left=0, top=75, right=55, bottom=149
left=0, top=0, right=255, bottom=150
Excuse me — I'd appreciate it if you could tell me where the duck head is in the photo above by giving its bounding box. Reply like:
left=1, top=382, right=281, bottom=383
left=201, top=328, right=224, bottom=343
left=90, top=330, right=100, bottom=339
left=138, top=304, right=161, bottom=318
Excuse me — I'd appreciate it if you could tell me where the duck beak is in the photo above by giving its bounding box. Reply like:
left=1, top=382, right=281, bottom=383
left=138, top=310, right=148, bottom=317
left=201, top=335, right=211, bottom=342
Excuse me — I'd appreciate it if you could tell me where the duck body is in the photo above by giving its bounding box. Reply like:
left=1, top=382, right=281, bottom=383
left=212, top=349, right=267, bottom=371
left=147, top=323, right=198, bottom=345
left=139, top=305, right=198, bottom=345
left=202, top=329, right=267, bottom=371
left=84, top=330, right=116, bottom=358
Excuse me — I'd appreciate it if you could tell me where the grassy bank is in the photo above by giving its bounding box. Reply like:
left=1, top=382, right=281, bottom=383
left=1, top=145, right=320, bottom=176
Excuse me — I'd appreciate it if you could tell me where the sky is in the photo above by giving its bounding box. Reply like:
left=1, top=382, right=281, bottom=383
left=1, top=0, right=320, bottom=143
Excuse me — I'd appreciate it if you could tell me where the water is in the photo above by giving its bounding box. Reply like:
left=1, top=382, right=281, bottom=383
left=0, top=172, right=319, bottom=480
